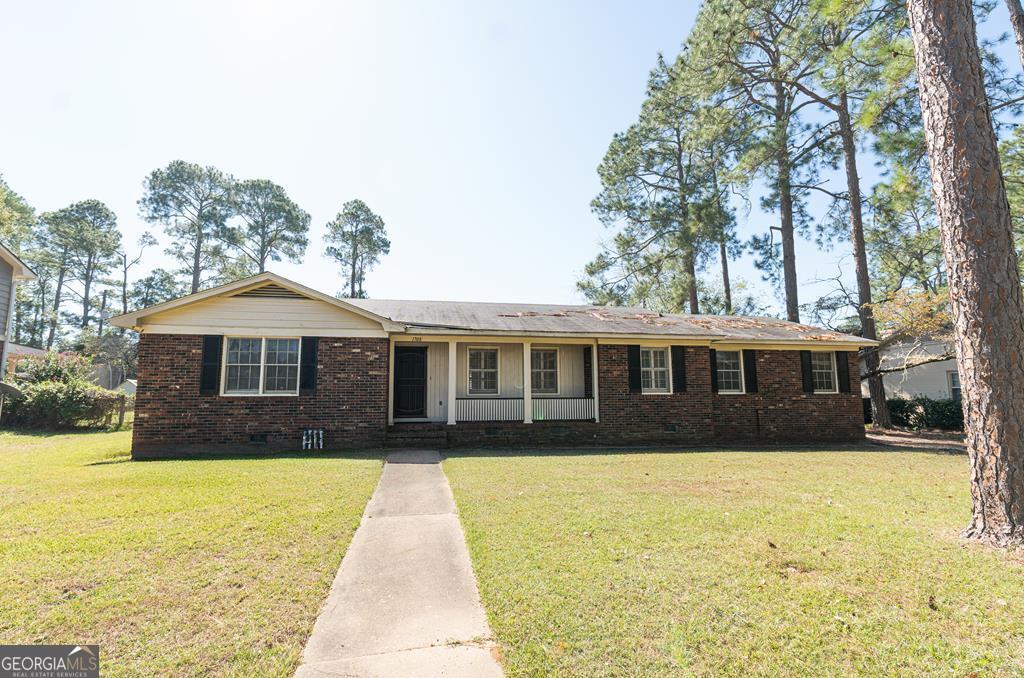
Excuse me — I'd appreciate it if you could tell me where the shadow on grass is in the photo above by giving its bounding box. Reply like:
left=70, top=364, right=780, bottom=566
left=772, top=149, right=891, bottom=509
left=85, top=456, right=133, bottom=466
left=439, top=440, right=962, bottom=460
left=130, top=449, right=387, bottom=463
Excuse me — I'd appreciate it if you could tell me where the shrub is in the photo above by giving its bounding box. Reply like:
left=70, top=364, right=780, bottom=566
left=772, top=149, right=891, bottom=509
left=4, top=379, right=121, bottom=429
left=886, top=396, right=964, bottom=431
left=13, top=352, right=94, bottom=385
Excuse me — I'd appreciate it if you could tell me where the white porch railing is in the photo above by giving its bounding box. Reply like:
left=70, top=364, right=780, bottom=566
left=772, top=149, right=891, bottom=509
left=456, top=398, right=524, bottom=422
left=533, top=398, right=595, bottom=421
left=455, top=397, right=595, bottom=422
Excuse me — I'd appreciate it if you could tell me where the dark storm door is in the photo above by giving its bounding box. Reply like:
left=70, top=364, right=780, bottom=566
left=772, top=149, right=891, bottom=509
left=394, top=346, right=428, bottom=418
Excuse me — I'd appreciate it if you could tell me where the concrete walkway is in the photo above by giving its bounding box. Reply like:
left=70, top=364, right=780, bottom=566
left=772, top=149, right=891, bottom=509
left=296, top=450, right=503, bottom=678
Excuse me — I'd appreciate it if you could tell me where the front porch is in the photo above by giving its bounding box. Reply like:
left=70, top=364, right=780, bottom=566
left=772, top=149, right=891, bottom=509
left=388, top=338, right=600, bottom=425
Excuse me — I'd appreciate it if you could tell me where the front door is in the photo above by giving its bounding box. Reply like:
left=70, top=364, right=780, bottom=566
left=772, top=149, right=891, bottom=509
left=394, top=346, right=428, bottom=418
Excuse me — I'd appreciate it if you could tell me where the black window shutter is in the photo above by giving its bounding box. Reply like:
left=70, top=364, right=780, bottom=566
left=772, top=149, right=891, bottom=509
left=671, top=346, right=686, bottom=392
left=300, top=337, right=319, bottom=395
left=627, top=345, right=642, bottom=393
left=800, top=350, right=814, bottom=393
left=709, top=349, right=718, bottom=393
left=582, top=346, right=594, bottom=399
left=836, top=351, right=851, bottom=393
left=743, top=349, right=758, bottom=393
left=200, top=335, right=222, bottom=395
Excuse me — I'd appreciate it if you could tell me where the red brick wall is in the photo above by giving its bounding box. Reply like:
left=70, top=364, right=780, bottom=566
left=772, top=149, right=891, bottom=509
left=132, top=334, right=389, bottom=457
left=442, top=346, right=862, bottom=446
left=709, top=349, right=864, bottom=442
left=594, top=345, right=714, bottom=442
left=133, top=335, right=863, bottom=456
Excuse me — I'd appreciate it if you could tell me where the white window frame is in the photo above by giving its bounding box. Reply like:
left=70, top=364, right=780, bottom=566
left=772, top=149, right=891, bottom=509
left=531, top=347, right=560, bottom=396
left=715, top=349, right=745, bottom=395
left=948, top=370, right=961, bottom=400
left=467, top=346, right=500, bottom=396
left=640, top=347, right=672, bottom=395
left=811, top=350, right=839, bottom=394
left=220, top=336, right=301, bottom=397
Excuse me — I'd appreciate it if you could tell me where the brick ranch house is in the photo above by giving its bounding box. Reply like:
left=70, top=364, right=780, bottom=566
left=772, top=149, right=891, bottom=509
left=111, top=272, right=872, bottom=458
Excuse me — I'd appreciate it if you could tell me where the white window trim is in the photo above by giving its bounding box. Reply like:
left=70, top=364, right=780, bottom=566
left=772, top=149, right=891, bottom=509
left=716, top=349, right=745, bottom=395
left=220, top=336, right=301, bottom=397
left=640, top=346, right=673, bottom=395
left=531, top=346, right=560, bottom=397
left=466, top=345, right=500, bottom=396
left=811, top=350, right=839, bottom=394
left=948, top=370, right=961, bottom=399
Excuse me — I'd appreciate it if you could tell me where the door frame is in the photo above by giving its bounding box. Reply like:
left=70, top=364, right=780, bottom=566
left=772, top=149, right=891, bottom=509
left=393, top=345, right=429, bottom=419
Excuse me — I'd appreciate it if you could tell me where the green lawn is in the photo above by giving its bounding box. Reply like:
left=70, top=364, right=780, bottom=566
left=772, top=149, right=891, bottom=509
left=445, top=449, right=1024, bottom=676
left=0, top=431, right=382, bottom=677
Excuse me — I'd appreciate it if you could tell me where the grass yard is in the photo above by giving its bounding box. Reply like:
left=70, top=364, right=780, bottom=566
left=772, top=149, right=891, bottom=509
left=0, top=431, right=382, bottom=676
left=445, top=448, right=1024, bottom=676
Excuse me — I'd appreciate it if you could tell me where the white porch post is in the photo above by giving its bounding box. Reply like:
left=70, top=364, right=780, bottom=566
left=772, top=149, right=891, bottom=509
left=592, top=339, right=600, bottom=422
left=387, top=339, right=395, bottom=425
left=522, top=341, right=533, bottom=424
left=447, top=340, right=457, bottom=425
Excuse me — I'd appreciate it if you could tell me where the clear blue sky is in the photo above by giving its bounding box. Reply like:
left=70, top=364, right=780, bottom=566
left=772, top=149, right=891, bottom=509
left=0, top=0, right=1018, bottom=315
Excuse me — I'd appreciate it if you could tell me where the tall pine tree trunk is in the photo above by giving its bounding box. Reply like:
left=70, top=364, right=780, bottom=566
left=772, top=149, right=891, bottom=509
left=81, top=259, right=93, bottom=328
left=349, top=239, right=359, bottom=298
left=191, top=230, right=203, bottom=294
left=685, top=247, right=699, bottom=314
left=837, top=90, right=891, bottom=429
left=720, top=236, right=732, bottom=314
left=774, top=82, right=800, bottom=323
left=1006, top=0, right=1024, bottom=68
left=46, top=266, right=65, bottom=350
left=908, top=0, right=1024, bottom=546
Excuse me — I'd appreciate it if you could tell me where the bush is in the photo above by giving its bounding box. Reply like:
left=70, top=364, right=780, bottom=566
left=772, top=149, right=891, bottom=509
left=13, top=352, right=94, bottom=385
left=4, top=379, right=122, bottom=429
left=886, top=396, right=964, bottom=431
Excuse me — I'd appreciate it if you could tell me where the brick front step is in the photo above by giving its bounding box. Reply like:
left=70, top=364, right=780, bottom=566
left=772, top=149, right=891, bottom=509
left=386, top=424, right=449, bottom=448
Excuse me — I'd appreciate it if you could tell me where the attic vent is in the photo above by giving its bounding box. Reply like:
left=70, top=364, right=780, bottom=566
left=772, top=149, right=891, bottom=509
left=234, top=283, right=307, bottom=299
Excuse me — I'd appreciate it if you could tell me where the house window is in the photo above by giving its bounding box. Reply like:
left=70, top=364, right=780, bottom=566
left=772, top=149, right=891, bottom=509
left=531, top=348, right=558, bottom=394
left=811, top=351, right=838, bottom=393
left=223, top=337, right=300, bottom=396
left=716, top=350, right=744, bottom=393
left=948, top=370, right=961, bottom=401
left=641, top=348, right=670, bottom=393
left=263, top=338, right=300, bottom=393
left=468, top=348, right=498, bottom=394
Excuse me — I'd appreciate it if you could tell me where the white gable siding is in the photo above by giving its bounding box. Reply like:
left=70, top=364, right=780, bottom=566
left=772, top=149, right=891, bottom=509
left=140, top=295, right=387, bottom=337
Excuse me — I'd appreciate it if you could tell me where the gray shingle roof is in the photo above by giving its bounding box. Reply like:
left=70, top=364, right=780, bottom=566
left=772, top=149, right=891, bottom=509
left=347, top=299, right=868, bottom=345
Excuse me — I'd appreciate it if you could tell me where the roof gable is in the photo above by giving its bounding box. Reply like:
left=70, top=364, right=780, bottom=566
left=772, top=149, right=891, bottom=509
left=109, top=273, right=404, bottom=334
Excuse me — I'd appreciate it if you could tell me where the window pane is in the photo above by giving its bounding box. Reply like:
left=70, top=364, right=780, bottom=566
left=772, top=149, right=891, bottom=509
left=225, top=338, right=262, bottom=393
left=811, top=352, right=836, bottom=392
left=652, top=349, right=667, bottom=368
left=641, top=350, right=652, bottom=368
left=653, top=370, right=668, bottom=390
left=716, top=351, right=742, bottom=392
left=641, top=371, right=653, bottom=389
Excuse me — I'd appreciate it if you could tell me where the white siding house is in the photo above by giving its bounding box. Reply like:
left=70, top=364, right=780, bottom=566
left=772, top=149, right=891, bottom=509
left=860, top=339, right=960, bottom=400
left=0, top=243, right=36, bottom=376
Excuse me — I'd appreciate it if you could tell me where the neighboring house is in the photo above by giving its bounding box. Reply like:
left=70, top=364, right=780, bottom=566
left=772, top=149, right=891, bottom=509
left=0, top=244, right=37, bottom=378
left=117, top=379, right=137, bottom=396
left=110, top=272, right=874, bottom=458
left=6, top=342, right=46, bottom=374
left=860, top=339, right=960, bottom=401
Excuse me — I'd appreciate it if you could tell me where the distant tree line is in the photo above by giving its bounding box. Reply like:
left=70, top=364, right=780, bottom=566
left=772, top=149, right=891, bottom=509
left=0, top=161, right=390, bottom=376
